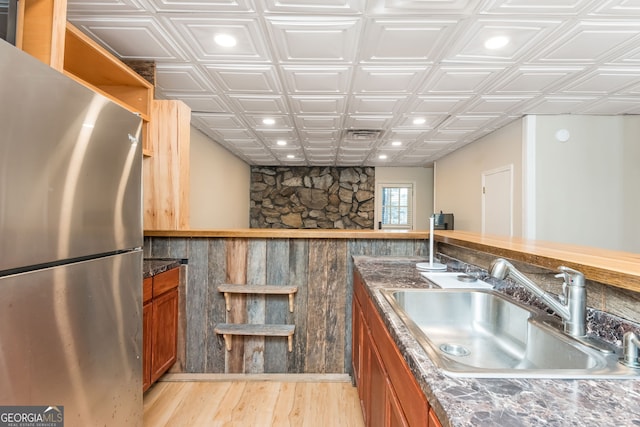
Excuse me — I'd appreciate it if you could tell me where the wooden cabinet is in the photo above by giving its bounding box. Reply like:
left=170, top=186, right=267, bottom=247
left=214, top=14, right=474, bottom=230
left=143, top=268, right=179, bottom=392
left=353, top=270, right=442, bottom=427
left=428, top=409, right=443, bottom=427
left=151, top=288, right=178, bottom=383
left=17, top=1, right=154, bottom=152
left=143, top=100, right=191, bottom=230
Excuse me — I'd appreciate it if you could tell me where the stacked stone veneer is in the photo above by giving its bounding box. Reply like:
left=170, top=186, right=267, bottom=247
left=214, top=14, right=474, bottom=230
left=250, top=166, right=375, bottom=229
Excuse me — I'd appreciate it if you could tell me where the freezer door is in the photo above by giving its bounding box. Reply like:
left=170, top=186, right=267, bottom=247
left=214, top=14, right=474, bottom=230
left=0, top=41, right=142, bottom=272
left=0, top=251, right=142, bottom=426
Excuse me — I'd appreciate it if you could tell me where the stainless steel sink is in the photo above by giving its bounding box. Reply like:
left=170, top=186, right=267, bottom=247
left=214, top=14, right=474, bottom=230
left=382, top=288, right=640, bottom=378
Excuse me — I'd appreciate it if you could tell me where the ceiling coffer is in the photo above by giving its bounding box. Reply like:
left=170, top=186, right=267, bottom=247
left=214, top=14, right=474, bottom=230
left=344, top=129, right=382, bottom=141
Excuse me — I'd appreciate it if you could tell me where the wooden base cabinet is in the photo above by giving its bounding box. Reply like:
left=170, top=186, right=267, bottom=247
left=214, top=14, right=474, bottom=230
left=143, top=267, right=179, bottom=392
left=353, top=270, right=442, bottom=427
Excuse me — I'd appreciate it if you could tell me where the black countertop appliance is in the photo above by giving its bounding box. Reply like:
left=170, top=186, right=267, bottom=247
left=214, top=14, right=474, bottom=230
left=433, top=212, right=454, bottom=230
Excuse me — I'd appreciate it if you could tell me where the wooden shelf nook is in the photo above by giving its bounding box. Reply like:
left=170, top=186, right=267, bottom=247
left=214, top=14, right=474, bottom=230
left=214, top=284, right=298, bottom=353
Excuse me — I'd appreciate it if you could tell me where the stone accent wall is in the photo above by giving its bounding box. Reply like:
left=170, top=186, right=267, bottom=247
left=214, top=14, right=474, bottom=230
left=250, top=166, right=375, bottom=229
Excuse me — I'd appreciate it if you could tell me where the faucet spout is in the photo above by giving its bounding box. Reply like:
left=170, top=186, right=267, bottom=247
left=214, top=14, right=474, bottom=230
left=489, top=258, right=586, bottom=337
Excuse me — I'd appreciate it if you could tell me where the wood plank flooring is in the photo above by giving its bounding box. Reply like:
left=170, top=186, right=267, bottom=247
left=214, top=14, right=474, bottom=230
left=143, top=375, right=364, bottom=427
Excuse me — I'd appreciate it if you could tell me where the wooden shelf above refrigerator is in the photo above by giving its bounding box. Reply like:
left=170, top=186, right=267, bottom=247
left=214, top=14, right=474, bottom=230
left=63, top=23, right=153, bottom=122
left=17, top=0, right=154, bottom=155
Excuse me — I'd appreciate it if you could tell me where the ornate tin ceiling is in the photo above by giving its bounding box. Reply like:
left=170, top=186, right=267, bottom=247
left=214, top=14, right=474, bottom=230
left=67, top=0, right=640, bottom=166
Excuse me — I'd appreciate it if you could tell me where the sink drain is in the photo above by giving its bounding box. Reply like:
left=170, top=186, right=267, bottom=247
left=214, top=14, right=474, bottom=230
left=456, top=274, right=478, bottom=283
left=440, top=343, right=470, bottom=357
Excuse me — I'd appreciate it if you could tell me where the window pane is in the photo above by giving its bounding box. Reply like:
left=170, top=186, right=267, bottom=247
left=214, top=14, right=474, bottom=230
left=381, top=186, right=411, bottom=227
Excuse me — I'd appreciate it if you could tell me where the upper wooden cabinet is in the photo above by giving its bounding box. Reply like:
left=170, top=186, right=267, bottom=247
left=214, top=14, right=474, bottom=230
left=17, top=0, right=154, bottom=153
left=143, top=100, right=191, bottom=231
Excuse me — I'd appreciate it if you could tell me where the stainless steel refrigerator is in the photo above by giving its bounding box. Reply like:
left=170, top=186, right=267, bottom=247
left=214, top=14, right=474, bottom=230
left=0, top=40, right=143, bottom=426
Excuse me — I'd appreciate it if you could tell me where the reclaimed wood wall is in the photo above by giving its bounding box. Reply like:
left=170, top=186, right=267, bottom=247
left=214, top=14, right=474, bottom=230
left=144, top=237, right=428, bottom=374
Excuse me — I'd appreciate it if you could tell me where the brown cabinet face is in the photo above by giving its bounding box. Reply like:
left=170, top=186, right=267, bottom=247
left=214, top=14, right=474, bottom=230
left=143, top=267, right=180, bottom=391
left=151, top=288, right=178, bottom=383
left=429, top=409, right=443, bottom=427
left=143, top=277, right=153, bottom=304
left=152, top=268, right=179, bottom=297
left=353, top=270, right=439, bottom=427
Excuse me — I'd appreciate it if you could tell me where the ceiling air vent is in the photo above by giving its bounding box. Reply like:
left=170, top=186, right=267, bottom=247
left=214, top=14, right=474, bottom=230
left=345, top=129, right=382, bottom=141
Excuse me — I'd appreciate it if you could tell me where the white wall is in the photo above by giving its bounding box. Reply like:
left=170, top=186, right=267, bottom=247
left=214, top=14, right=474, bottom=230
left=434, top=119, right=523, bottom=235
left=375, top=167, right=434, bottom=230
left=532, top=115, right=640, bottom=252
left=189, top=127, right=251, bottom=228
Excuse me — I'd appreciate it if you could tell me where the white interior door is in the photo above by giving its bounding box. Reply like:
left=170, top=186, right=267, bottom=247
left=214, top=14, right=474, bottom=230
left=482, top=165, right=513, bottom=237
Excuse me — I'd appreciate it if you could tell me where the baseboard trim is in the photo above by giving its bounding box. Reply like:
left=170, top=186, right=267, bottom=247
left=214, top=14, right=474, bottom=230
left=159, top=373, right=353, bottom=383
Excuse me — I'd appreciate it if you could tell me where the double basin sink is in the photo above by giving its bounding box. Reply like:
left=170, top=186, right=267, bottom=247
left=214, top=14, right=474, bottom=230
left=382, top=288, right=640, bottom=379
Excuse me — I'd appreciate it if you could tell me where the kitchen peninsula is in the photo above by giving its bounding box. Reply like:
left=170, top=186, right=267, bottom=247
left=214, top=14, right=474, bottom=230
left=143, top=229, right=640, bottom=425
left=353, top=255, right=640, bottom=426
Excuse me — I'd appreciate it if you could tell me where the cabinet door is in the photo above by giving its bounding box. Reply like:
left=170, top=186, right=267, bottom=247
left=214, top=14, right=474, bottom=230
left=142, top=301, right=153, bottom=392
left=367, top=329, right=386, bottom=427
left=143, top=99, right=191, bottom=230
left=428, top=409, right=443, bottom=427
left=151, top=288, right=178, bottom=383
left=386, top=378, right=409, bottom=427
left=368, top=294, right=430, bottom=426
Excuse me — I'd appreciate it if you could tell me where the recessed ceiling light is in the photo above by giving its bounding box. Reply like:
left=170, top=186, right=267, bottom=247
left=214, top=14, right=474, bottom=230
left=262, top=118, right=275, bottom=125
left=214, top=33, right=237, bottom=47
left=378, top=154, right=388, bottom=160
left=484, top=35, right=509, bottom=50
left=277, top=140, right=287, bottom=146
left=286, top=154, right=295, bottom=159
left=391, top=141, right=402, bottom=146
left=413, top=118, right=426, bottom=125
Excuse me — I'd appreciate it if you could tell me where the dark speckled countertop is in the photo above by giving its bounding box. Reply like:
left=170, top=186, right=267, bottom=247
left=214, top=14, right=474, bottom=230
left=353, top=255, right=640, bottom=427
left=143, top=258, right=182, bottom=279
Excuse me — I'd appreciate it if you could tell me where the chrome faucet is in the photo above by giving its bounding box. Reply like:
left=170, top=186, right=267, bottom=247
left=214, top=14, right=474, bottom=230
left=622, top=332, right=640, bottom=367
left=489, top=258, right=586, bottom=337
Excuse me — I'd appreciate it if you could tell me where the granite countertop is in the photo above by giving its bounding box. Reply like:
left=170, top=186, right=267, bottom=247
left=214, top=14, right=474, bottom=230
left=353, top=255, right=640, bottom=427
left=143, top=258, right=182, bottom=279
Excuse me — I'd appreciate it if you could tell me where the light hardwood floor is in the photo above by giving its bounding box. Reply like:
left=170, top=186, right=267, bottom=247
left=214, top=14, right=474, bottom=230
left=143, top=375, right=365, bottom=427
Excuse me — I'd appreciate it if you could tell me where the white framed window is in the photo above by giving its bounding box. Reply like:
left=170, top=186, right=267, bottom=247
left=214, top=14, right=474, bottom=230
left=375, top=182, right=415, bottom=230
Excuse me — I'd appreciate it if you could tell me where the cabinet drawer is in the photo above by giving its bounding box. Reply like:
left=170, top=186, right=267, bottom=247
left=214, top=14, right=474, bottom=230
left=143, top=277, right=153, bottom=304
left=153, top=267, right=180, bottom=297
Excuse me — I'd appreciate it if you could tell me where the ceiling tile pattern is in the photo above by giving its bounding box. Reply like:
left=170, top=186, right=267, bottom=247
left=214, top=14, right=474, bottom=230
left=67, top=0, right=640, bottom=166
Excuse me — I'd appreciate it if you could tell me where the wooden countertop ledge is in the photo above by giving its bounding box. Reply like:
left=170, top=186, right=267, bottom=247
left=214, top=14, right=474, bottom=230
left=144, top=228, right=640, bottom=292
left=144, top=228, right=429, bottom=240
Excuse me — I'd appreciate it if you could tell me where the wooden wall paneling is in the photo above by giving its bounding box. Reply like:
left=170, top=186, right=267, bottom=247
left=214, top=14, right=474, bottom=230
left=143, top=237, right=152, bottom=258
left=265, top=239, right=290, bottom=373
left=206, top=239, right=228, bottom=373
left=289, top=239, right=309, bottom=373
left=149, top=237, right=189, bottom=259
left=144, top=237, right=432, bottom=375
left=184, top=238, right=208, bottom=373
left=389, top=239, right=413, bottom=256
left=344, top=240, right=358, bottom=375
left=245, top=239, right=267, bottom=373
left=169, top=264, right=188, bottom=373
left=225, top=238, right=248, bottom=373
left=348, top=239, right=373, bottom=257
left=305, top=240, right=330, bottom=372
left=415, top=239, right=429, bottom=257
left=325, top=239, right=348, bottom=373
